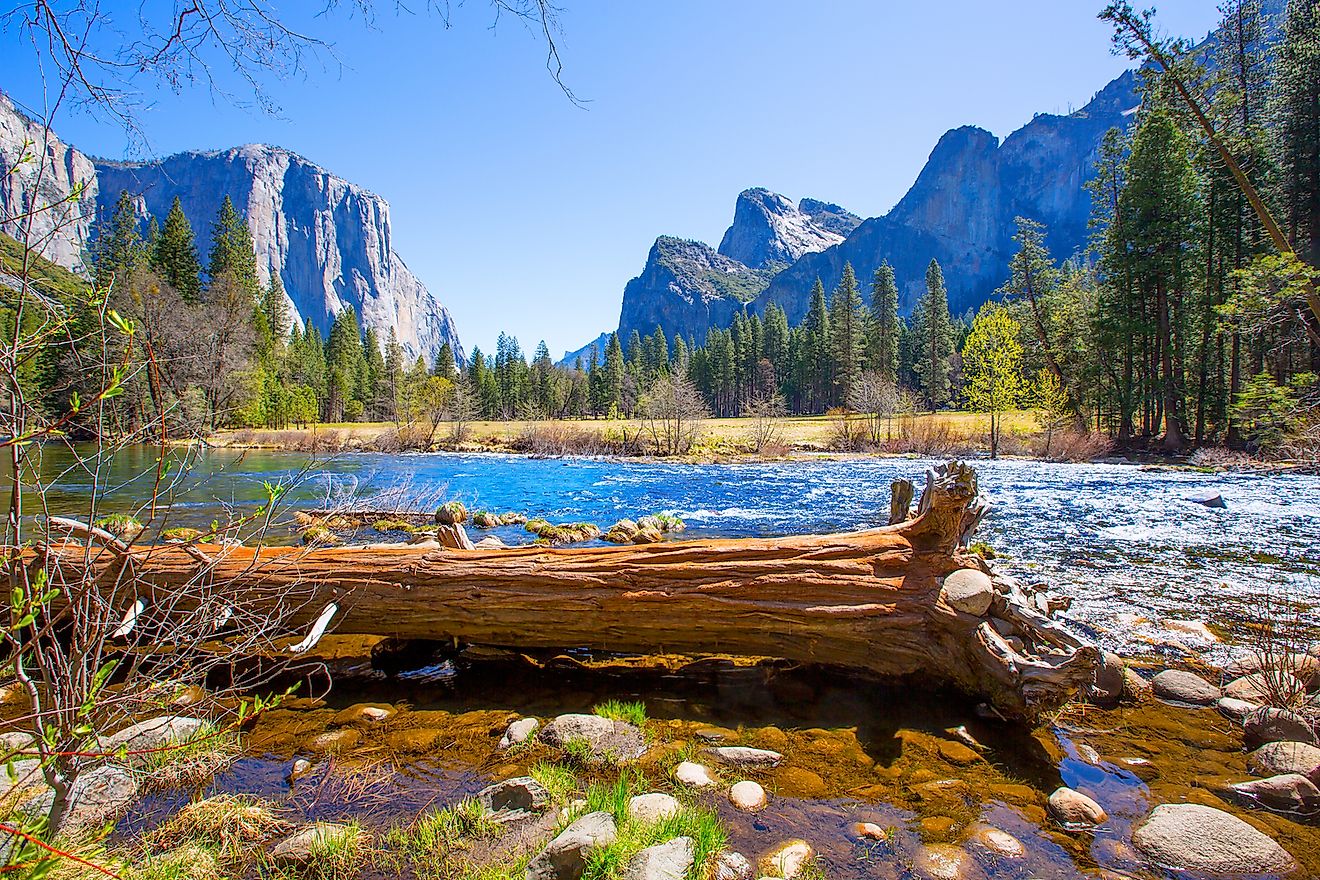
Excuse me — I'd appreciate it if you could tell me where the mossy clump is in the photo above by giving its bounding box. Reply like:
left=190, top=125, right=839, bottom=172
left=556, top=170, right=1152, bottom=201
left=302, top=526, right=341, bottom=546
left=147, top=793, right=287, bottom=855
left=471, top=510, right=502, bottom=529
left=525, top=520, right=601, bottom=545
left=435, top=501, right=468, bottom=525
left=637, top=514, right=685, bottom=533
left=372, top=518, right=414, bottom=533
left=95, top=513, right=144, bottom=542
left=499, top=512, right=528, bottom=525
left=160, top=527, right=203, bottom=543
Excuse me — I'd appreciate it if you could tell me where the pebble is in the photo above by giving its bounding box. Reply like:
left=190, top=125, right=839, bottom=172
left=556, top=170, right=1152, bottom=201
left=968, top=825, right=1026, bottom=859
left=729, top=780, right=767, bottom=812
left=851, top=822, right=888, bottom=841
left=912, top=843, right=972, bottom=880
left=499, top=717, right=540, bottom=750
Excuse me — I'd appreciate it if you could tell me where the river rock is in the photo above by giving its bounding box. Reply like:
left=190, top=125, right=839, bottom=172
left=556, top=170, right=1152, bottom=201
left=1086, top=652, right=1126, bottom=706
left=332, top=703, right=395, bottom=725
left=758, top=840, right=814, bottom=880
left=19, top=764, right=139, bottom=840
left=967, top=825, right=1026, bottom=860
left=1132, top=803, right=1296, bottom=875
left=272, top=822, right=360, bottom=866
left=1047, top=787, right=1107, bottom=827
left=1150, top=669, right=1219, bottom=705
left=674, top=761, right=717, bottom=788
left=621, top=836, right=694, bottom=880
left=308, top=728, right=360, bottom=753
left=1244, top=707, right=1319, bottom=747
left=1224, top=671, right=1305, bottom=704
left=711, top=851, right=753, bottom=880
left=101, top=716, right=206, bottom=763
left=628, top=793, right=680, bottom=823
left=526, top=811, right=618, bottom=880
left=852, top=822, right=888, bottom=841
left=707, top=746, right=782, bottom=768
left=912, top=844, right=972, bottom=880
left=1217, top=696, right=1259, bottom=722
left=1121, top=667, right=1151, bottom=701
left=729, top=780, right=767, bottom=811
left=288, top=758, right=313, bottom=782
left=0, top=731, right=34, bottom=755
left=1227, top=773, right=1320, bottom=813
left=478, top=776, right=549, bottom=815
left=1248, top=741, right=1320, bottom=783
left=539, top=714, right=646, bottom=763
left=1188, top=489, right=1226, bottom=508
left=500, top=717, right=540, bottom=749
left=936, top=740, right=981, bottom=766
left=941, top=569, right=994, bottom=616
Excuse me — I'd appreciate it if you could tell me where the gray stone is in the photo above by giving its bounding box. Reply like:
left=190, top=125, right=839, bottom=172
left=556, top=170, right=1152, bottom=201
left=0, top=732, right=35, bottom=756
left=526, top=811, right=618, bottom=880
left=500, top=718, right=540, bottom=750
left=15, top=764, right=140, bottom=841
left=1188, top=489, right=1227, bottom=508
left=728, top=780, right=767, bottom=812
left=272, top=822, right=360, bottom=866
left=1244, top=707, right=1318, bottom=747
left=627, top=793, right=680, bottom=823
left=621, top=836, right=694, bottom=880
left=711, top=851, right=752, bottom=880
left=706, top=746, right=782, bottom=768
left=539, top=714, right=646, bottom=764
left=757, top=840, right=815, bottom=880
left=940, top=569, right=994, bottom=616
left=100, top=716, right=207, bottom=765
left=1227, top=773, right=1320, bottom=813
left=1132, top=803, right=1296, bottom=875
left=1224, top=671, right=1305, bottom=704
left=1150, top=669, right=1220, bottom=705
left=1248, top=741, right=1320, bottom=783
left=478, top=776, right=550, bottom=815
left=1217, top=696, right=1259, bottom=722
left=673, top=761, right=717, bottom=788
left=1047, top=786, right=1107, bottom=827
left=1086, top=652, right=1125, bottom=706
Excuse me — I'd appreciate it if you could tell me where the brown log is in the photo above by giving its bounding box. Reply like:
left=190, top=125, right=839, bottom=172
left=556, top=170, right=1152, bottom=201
left=31, top=461, right=1097, bottom=722
left=888, top=479, right=914, bottom=525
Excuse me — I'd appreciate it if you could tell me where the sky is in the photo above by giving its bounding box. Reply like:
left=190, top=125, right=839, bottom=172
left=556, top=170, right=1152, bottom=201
left=1, top=1, right=1224, bottom=359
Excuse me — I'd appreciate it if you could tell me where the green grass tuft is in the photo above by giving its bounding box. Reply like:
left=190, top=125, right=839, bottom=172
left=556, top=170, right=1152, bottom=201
left=592, top=699, right=647, bottom=726
left=529, top=761, right=579, bottom=804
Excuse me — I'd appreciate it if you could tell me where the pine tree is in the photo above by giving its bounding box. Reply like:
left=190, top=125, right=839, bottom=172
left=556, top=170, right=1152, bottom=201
left=325, top=306, right=367, bottom=420
left=434, top=341, right=457, bottom=381
left=152, top=196, right=202, bottom=301
left=867, top=261, right=901, bottom=384
left=830, top=262, right=864, bottom=405
left=1273, top=0, right=1320, bottom=267
left=92, top=191, right=146, bottom=289
left=603, top=333, right=626, bottom=417
left=999, top=218, right=1065, bottom=385
left=385, top=327, right=406, bottom=422
left=207, top=195, right=260, bottom=301
left=915, top=259, right=954, bottom=409
left=260, top=275, right=292, bottom=344
left=804, top=278, right=831, bottom=411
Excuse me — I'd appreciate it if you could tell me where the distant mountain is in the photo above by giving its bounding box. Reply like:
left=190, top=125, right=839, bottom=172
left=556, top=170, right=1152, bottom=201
left=717, top=188, right=860, bottom=270
left=0, top=94, right=463, bottom=366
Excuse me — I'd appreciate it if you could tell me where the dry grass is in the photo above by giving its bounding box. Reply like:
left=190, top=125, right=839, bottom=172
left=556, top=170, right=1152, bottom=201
left=147, top=793, right=289, bottom=855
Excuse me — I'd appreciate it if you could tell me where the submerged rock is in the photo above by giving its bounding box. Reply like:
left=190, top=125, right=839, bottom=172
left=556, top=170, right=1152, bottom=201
left=706, top=746, right=782, bottom=768
left=1248, top=741, right=1320, bottom=783
left=1047, top=786, right=1107, bottom=827
left=967, top=825, right=1026, bottom=860
left=539, top=714, right=646, bottom=763
left=1188, top=489, right=1227, bottom=508
left=940, top=569, right=994, bottom=616
left=912, top=843, right=972, bottom=880
left=728, top=780, right=767, bottom=812
left=1150, top=669, right=1220, bottom=705
left=1227, top=773, right=1320, bottom=813
left=1132, top=803, right=1295, bottom=875
left=622, top=836, right=694, bottom=880
left=852, top=822, right=888, bottom=841
left=757, top=840, right=814, bottom=880
left=526, top=811, right=618, bottom=880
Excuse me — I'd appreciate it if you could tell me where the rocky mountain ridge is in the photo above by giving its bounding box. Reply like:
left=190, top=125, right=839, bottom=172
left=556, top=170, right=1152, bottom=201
left=0, top=93, right=463, bottom=365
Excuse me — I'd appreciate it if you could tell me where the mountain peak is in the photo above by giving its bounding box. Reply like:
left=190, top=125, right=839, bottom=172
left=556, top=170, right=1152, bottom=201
left=717, top=187, right=855, bottom=270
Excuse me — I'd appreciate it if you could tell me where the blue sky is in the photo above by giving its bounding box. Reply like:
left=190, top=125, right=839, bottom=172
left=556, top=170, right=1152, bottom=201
left=1, top=1, right=1222, bottom=358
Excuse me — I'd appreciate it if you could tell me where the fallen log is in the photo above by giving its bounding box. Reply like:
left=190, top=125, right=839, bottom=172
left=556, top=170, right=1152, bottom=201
left=31, top=461, right=1098, bottom=721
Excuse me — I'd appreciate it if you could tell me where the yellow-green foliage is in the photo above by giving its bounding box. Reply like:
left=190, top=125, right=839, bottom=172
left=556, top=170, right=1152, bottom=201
left=578, top=773, right=726, bottom=880
left=592, top=699, right=647, bottom=726
left=529, top=761, right=579, bottom=803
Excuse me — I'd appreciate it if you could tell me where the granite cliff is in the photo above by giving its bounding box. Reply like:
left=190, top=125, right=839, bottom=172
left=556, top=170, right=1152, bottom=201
left=0, top=94, right=463, bottom=365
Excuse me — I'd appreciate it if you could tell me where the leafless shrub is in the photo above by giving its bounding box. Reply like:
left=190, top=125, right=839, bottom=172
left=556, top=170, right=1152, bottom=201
left=1188, top=446, right=1257, bottom=469
left=1241, top=593, right=1317, bottom=717
left=848, top=372, right=899, bottom=446
left=1031, top=428, right=1114, bottom=462
left=826, top=409, right=866, bottom=452
left=742, top=392, right=786, bottom=453
left=511, top=422, right=623, bottom=456
left=641, top=373, right=708, bottom=456
left=882, top=418, right=970, bottom=456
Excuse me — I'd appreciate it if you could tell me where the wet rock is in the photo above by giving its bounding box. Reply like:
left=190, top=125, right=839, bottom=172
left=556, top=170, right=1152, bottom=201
left=1224, top=671, right=1305, bottom=704
left=695, top=727, right=734, bottom=742
left=1047, top=786, right=1107, bottom=827
left=1244, top=707, right=1318, bottom=747
left=500, top=718, right=540, bottom=750
left=386, top=728, right=444, bottom=753
left=777, top=767, right=828, bottom=797
left=1121, top=667, right=1151, bottom=702
left=1132, top=803, right=1296, bottom=875
left=1150, top=669, right=1220, bottom=705
left=1227, top=773, right=1320, bottom=813
left=967, top=825, right=1025, bottom=860
left=711, top=851, right=753, bottom=880
left=101, top=716, right=206, bottom=763
left=478, top=776, right=550, bottom=815
left=1188, top=489, right=1226, bottom=508
left=987, top=782, right=1040, bottom=803
left=707, top=746, right=782, bottom=768
left=527, top=811, right=618, bottom=880
left=940, top=569, right=994, bottom=616
left=729, top=780, right=767, bottom=812
left=912, top=844, right=972, bottom=880
left=633, top=527, right=664, bottom=544
left=628, top=793, right=680, bottom=823
left=852, top=822, right=888, bottom=841
left=622, top=836, right=694, bottom=880
left=602, top=520, right=640, bottom=544
left=936, top=740, right=981, bottom=766
left=1084, top=652, right=1126, bottom=706
left=674, top=761, right=717, bottom=788
left=539, top=714, right=646, bottom=763
left=757, top=840, right=814, bottom=880
left=272, top=822, right=361, bottom=866
left=754, top=726, right=790, bottom=751
left=288, top=759, right=313, bottom=782
left=919, top=816, right=956, bottom=836
left=1216, top=696, right=1259, bottom=722
left=308, top=728, right=361, bottom=754
left=435, top=501, right=468, bottom=525
left=1248, top=741, right=1320, bottom=783
left=332, top=703, right=395, bottom=725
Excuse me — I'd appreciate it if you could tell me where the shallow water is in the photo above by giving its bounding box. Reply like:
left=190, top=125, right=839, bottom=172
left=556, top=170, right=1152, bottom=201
left=29, top=446, right=1320, bottom=658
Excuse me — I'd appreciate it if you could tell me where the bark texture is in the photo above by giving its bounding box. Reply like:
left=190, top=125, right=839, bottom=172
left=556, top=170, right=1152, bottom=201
left=34, top=462, right=1097, bottom=721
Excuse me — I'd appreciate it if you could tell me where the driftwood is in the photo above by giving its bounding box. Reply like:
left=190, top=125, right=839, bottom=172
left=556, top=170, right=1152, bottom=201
left=32, top=461, right=1098, bottom=721
left=888, top=479, right=914, bottom=525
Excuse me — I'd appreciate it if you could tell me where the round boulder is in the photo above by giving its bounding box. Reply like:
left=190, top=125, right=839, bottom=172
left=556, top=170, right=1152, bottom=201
left=1132, top=803, right=1295, bottom=875
left=729, top=780, right=767, bottom=812
left=1047, top=786, right=1107, bottom=827
left=539, top=713, right=646, bottom=763
left=941, top=569, right=994, bottom=616
left=911, top=843, right=972, bottom=880
left=1227, top=773, right=1320, bottom=813
left=1244, top=707, right=1319, bottom=748
left=673, top=761, right=717, bottom=788
left=757, top=840, right=814, bottom=880
left=627, top=793, right=680, bottom=823
left=1248, top=741, right=1320, bottom=784
left=1150, top=669, right=1220, bottom=705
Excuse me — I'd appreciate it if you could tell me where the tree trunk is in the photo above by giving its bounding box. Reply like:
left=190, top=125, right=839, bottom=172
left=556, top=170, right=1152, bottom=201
left=35, top=463, right=1097, bottom=723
